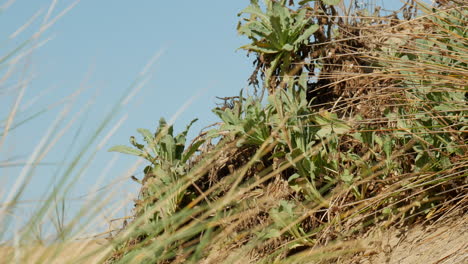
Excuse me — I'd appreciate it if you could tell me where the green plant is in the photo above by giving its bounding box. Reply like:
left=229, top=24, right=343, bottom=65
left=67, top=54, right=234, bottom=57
left=238, top=0, right=343, bottom=92
left=208, top=85, right=357, bottom=213
left=109, top=118, right=203, bottom=218
left=237, top=0, right=319, bottom=90
left=378, top=3, right=466, bottom=173
left=105, top=1, right=467, bottom=263
left=211, top=94, right=272, bottom=147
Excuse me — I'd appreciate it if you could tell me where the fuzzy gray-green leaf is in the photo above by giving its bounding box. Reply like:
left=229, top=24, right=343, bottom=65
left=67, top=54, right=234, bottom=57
left=109, top=145, right=145, bottom=157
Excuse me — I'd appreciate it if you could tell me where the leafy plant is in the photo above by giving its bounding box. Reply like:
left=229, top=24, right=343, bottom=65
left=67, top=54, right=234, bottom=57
left=237, top=0, right=320, bottom=90
left=106, top=1, right=467, bottom=263
left=109, top=118, right=203, bottom=218
left=211, top=94, right=272, bottom=147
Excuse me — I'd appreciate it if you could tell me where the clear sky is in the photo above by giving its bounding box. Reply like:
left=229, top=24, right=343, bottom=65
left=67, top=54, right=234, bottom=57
left=0, top=0, right=416, bottom=236
left=1, top=0, right=254, bottom=216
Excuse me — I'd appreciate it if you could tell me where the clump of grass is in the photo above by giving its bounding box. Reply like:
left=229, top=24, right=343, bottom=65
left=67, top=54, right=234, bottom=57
left=105, top=1, right=466, bottom=263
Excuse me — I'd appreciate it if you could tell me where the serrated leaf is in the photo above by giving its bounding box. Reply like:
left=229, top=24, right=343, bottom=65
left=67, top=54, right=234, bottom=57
left=161, top=135, right=176, bottom=162
left=238, top=4, right=269, bottom=22
left=292, top=9, right=308, bottom=32
left=247, top=21, right=272, bottom=38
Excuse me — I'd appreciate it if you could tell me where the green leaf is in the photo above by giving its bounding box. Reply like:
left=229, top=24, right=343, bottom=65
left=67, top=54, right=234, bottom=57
left=332, top=122, right=351, bottom=135
left=269, top=14, right=286, bottom=48
left=238, top=44, right=279, bottom=54
left=161, top=135, right=176, bottom=162
left=279, top=200, right=294, bottom=215
left=265, top=55, right=282, bottom=85
left=382, top=207, right=392, bottom=215
left=291, top=9, right=308, bottom=33
left=288, top=173, right=300, bottom=182
left=130, top=136, right=145, bottom=150
left=293, top=24, right=318, bottom=46
left=383, top=136, right=392, bottom=159
left=177, top=118, right=198, bottom=144
left=322, top=0, right=341, bottom=5
left=264, top=228, right=281, bottom=238
left=282, top=43, right=294, bottom=51
left=341, top=169, right=354, bottom=184
left=315, top=113, right=350, bottom=138
left=415, top=152, right=430, bottom=170
left=109, top=145, right=145, bottom=157
left=155, top=118, right=169, bottom=137
left=246, top=21, right=272, bottom=38
left=182, top=139, right=204, bottom=163
left=137, top=128, right=154, bottom=145
left=298, top=71, right=308, bottom=90
left=238, top=4, right=269, bottom=22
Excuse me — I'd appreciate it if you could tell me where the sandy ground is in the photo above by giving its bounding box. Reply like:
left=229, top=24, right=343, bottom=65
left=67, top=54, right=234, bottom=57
left=346, top=214, right=468, bottom=264
left=0, top=239, right=110, bottom=264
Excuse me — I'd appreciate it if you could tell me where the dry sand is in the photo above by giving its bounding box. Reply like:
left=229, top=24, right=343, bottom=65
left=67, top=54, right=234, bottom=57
left=345, top=215, right=468, bottom=264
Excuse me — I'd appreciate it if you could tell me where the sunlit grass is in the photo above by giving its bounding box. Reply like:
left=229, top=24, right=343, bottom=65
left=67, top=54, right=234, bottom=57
left=0, top=2, right=163, bottom=263
left=102, top=1, right=466, bottom=263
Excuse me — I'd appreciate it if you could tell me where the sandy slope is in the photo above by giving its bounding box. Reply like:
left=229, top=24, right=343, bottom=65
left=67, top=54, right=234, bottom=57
left=345, top=214, right=468, bottom=264
left=0, top=239, right=110, bottom=264
left=1, top=215, right=466, bottom=263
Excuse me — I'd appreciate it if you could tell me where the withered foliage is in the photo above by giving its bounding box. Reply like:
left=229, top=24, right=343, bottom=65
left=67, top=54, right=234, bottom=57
left=106, top=1, right=467, bottom=263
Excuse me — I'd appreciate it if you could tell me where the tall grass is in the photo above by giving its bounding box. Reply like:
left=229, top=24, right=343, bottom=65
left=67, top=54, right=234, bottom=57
left=103, top=1, right=466, bottom=263
left=0, top=2, right=161, bottom=263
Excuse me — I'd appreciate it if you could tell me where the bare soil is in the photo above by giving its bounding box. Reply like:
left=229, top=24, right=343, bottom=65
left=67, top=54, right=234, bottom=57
left=345, top=214, right=468, bottom=264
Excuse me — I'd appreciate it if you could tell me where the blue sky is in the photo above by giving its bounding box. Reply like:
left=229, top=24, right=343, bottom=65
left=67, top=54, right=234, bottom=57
left=0, top=0, right=415, bottom=235
left=1, top=0, right=253, bottom=209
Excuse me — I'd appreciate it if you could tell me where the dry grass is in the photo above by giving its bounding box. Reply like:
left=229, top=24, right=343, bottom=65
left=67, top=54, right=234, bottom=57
left=102, top=1, right=466, bottom=263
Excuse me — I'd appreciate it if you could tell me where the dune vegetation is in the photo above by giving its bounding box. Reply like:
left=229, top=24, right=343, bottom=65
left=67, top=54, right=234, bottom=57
left=102, top=1, right=466, bottom=263
left=1, top=0, right=466, bottom=263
